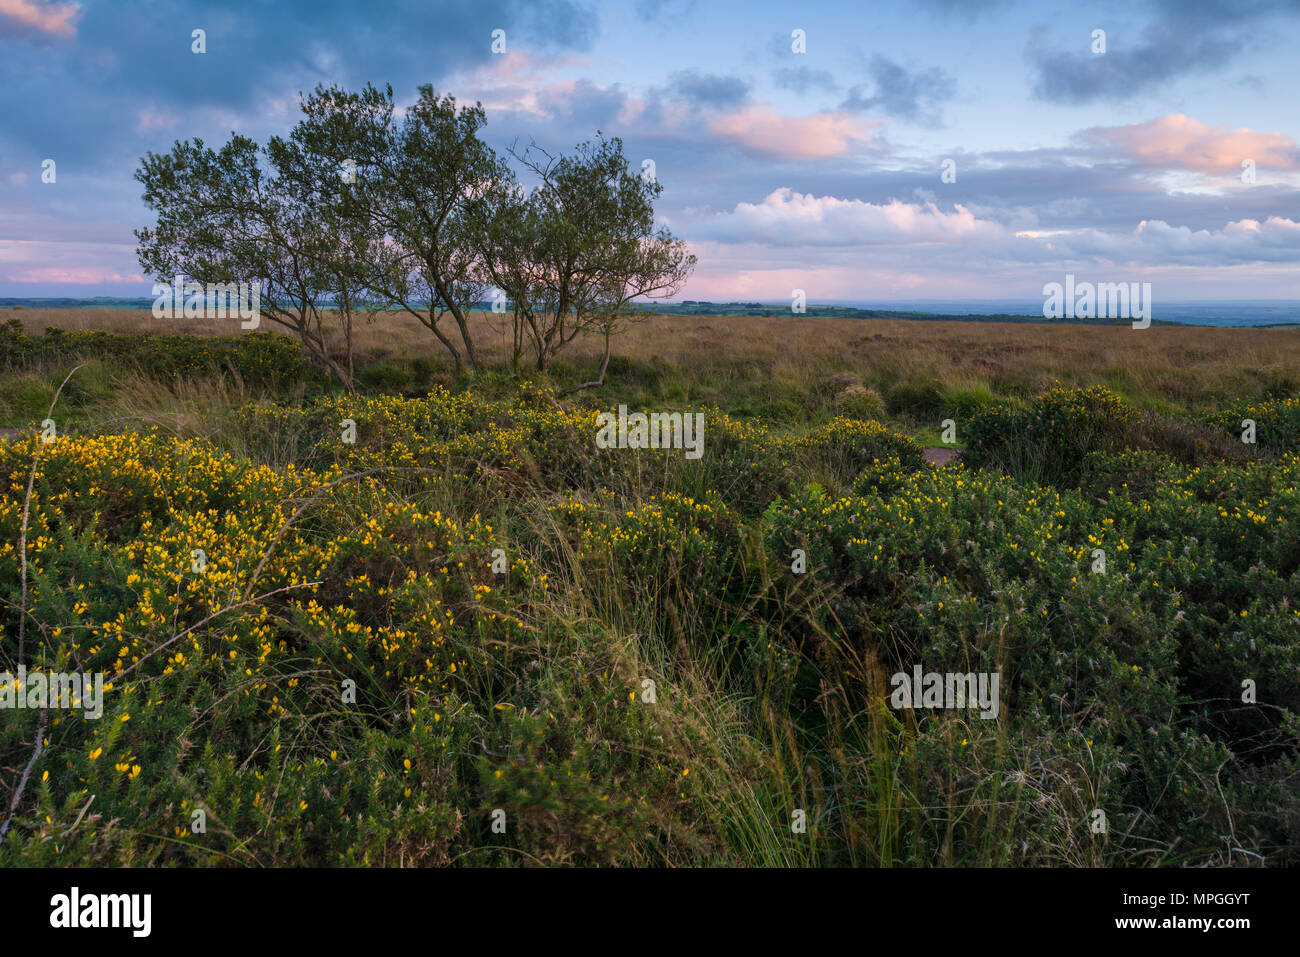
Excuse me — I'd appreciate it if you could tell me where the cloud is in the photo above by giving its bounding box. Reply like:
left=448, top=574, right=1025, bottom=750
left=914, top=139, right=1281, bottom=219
left=0, top=1, right=600, bottom=173
left=913, top=0, right=1007, bottom=19
left=0, top=234, right=143, bottom=288
left=668, top=70, right=749, bottom=108
left=461, top=49, right=592, bottom=86
left=686, top=183, right=1300, bottom=276
left=533, top=78, right=632, bottom=128
left=771, top=66, right=837, bottom=94
left=1030, top=31, right=1242, bottom=104
left=2, top=0, right=1296, bottom=299
left=0, top=0, right=79, bottom=38
left=1124, top=215, right=1300, bottom=264
left=633, top=0, right=696, bottom=24
left=135, top=108, right=181, bottom=132
left=708, top=107, right=874, bottom=159
left=1079, top=114, right=1300, bottom=174
left=5, top=267, right=144, bottom=284
left=695, top=188, right=1005, bottom=245
left=1029, top=0, right=1300, bottom=103
left=1011, top=215, right=1300, bottom=266
left=841, top=55, right=954, bottom=123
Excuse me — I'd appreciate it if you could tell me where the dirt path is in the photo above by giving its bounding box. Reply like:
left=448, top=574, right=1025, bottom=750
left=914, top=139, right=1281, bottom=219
left=923, top=447, right=963, bottom=466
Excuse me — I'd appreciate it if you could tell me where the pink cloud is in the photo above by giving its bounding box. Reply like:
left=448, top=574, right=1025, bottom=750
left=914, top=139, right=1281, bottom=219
left=680, top=260, right=943, bottom=300
left=1083, top=114, right=1300, bottom=174
left=6, top=268, right=144, bottom=284
left=709, top=106, right=875, bottom=159
left=474, top=49, right=591, bottom=84
left=697, top=189, right=1004, bottom=245
left=0, top=0, right=80, bottom=38
left=453, top=50, right=594, bottom=114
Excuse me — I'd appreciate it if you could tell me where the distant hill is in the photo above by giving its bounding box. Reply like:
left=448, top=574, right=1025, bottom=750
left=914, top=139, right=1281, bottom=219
left=637, top=301, right=1096, bottom=323
left=0, top=297, right=1133, bottom=324
left=7, top=296, right=1300, bottom=328
left=624, top=300, right=1209, bottom=326
left=0, top=296, right=155, bottom=310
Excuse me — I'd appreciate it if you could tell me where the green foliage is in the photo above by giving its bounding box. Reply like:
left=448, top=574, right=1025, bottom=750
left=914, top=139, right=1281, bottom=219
left=1, top=379, right=1295, bottom=867
left=135, top=84, right=694, bottom=383
left=355, top=360, right=413, bottom=393
left=0, top=320, right=317, bottom=391
left=1204, top=396, right=1300, bottom=453
left=886, top=377, right=946, bottom=418
left=963, top=385, right=1140, bottom=482
left=472, top=134, right=695, bottom=374
left=943, top=382, right=994, bottom=418
left=763, top=456, right=1300, bottom=863
left=832, top=383, right=887, bottom=421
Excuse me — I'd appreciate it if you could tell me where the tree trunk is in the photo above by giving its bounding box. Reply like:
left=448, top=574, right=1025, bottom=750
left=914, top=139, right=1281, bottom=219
left=559, top=325, right=612, bottom=395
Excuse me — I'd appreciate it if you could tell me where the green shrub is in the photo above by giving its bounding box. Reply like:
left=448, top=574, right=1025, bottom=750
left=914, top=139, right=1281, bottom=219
left=834, top=384, right=887, bottom=421
left=1203, top=396, right=1300, bottom=454
left=0, top=323, right=319, bottom=391
left=886, top=377, right=945, bottom=417
left=784, top=416, right=926, bottom=483
left=3, top=382, right=1296, bottom=867
left=943, top=383, right=994, bottom=418
left=964, top=385, right=1138, bottom=482
left=356, top=360, right=413, bottom=392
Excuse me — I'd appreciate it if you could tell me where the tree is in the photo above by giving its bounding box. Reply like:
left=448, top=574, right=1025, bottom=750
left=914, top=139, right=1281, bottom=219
left=292, top=83, right=508, bottom=375
left=472, top=135, right=696, bottom=380
left=267, top=124, right=386, bottom=386
left=135, top=134, right=369, bottom=390
left=136, top=88, right=696, bottom=389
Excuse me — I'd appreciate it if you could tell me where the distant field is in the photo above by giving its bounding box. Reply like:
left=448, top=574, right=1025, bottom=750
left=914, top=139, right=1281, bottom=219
left=8, top=306, right=1300, bottom=421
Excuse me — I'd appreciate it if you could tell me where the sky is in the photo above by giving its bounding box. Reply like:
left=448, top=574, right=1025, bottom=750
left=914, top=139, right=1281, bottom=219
left=1, top=0, right=1298, bottom=302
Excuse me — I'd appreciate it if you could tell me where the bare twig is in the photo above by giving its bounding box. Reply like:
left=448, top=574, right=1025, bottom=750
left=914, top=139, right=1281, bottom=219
left=0, top=708, right=47, bottom=841
left=17, top=365, right=82, bottom=666
left=111, top=581, right=320, bottom=686
left=3, top=367, right=81, bottom=840
left=62, top=792, right=95, bottom=837
left=240, top=465, right=436, bottom=602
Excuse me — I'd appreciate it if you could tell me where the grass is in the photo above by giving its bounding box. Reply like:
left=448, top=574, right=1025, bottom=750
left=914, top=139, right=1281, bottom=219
left=8, top=307, right=1300, bottom=426
left=0, top=311, right=1296, bottom=867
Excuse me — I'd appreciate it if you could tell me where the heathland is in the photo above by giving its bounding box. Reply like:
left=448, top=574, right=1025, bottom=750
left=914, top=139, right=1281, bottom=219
left=1, top=309, right=1297, bottom=865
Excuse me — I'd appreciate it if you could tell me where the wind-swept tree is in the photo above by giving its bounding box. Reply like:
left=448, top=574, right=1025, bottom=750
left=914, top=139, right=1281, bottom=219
left=137, top=88, right=696, bottom=389
left=267, top=128, right=384, bottom=386
left=292, top=83, right=507, bottom=374
left=135, top=134, right=369, bottom=390
left=472, top=135, right=695, bottom=382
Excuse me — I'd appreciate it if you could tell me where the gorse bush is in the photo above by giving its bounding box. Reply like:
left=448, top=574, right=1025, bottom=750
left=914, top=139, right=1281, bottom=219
left=1204, top=396, right=1300, bottom=454
left=762, top=456, right=1300, bottom=861
left=965, top=385, right=1275, bottom=487
left=1, top=380, right=1296, bottom=867
left=239, top=386, right=804, bottom=515
left=963, top=385, right=1139, bottom=482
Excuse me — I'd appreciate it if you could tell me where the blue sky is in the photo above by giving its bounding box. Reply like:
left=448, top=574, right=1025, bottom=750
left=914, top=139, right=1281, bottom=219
left=2, top=0, right=1298, bottom=300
